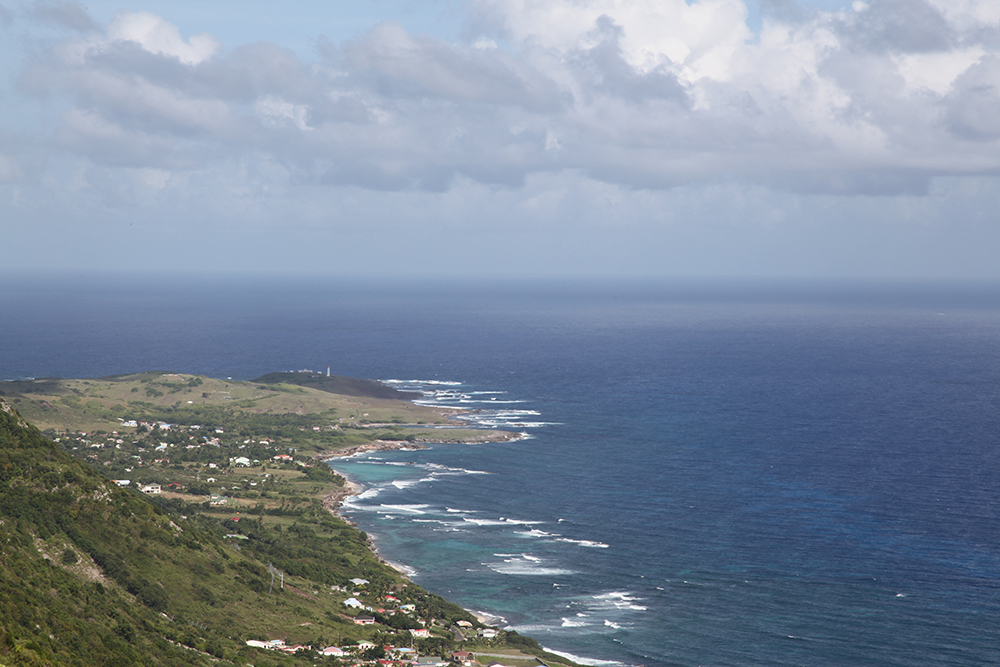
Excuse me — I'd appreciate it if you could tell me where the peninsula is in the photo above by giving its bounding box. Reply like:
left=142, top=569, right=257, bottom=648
left=0, top=371, right=572, bottom=667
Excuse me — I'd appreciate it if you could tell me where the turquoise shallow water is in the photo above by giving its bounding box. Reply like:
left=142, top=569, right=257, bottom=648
left=2, top=276, right=1000, bottom=666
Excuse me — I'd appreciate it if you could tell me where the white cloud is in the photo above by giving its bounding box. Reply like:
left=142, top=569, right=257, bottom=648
left=470, top=0, right=752, bottom=82
left=106, top=11, right=220, bottom=65
left=894, top=48, right=984, bottom=94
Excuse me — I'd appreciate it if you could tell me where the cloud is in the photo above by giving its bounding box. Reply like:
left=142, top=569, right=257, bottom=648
left=947, top=55, right=1000, bottom=139
left=106, top=11, right=220, bottom=65
left=11, top=0, right=1000, bottom=198
left=29, top=0, right=96, bottom=32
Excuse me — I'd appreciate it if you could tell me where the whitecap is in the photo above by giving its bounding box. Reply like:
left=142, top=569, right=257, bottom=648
left=515, top=529, right=559, bottom=538
left=382, top=379, right=463, bottom=386
left=485, top=554, right=575, bottom=576
left=463, top=518, right=510, bottom=526
left=387, top=561, right=417, bottom=577
left=541, top=647, right=628, bottom=667
left=560, top=617, right=589, bottom=628
left=351, top=488, right=382, bottom=501
left=376, top=504, right=430, bottom=514
left=555, top=537, right=610, bottom=548
left=474, top=611, right=507, bottom=626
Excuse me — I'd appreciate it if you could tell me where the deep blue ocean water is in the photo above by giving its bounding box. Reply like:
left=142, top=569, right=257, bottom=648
left=2, top=275, right=999, bottom=667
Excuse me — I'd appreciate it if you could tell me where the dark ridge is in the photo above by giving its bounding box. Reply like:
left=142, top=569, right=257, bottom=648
left=0, top=378, right=73, bottom=395
left=252, top=371, right=417, bottom=400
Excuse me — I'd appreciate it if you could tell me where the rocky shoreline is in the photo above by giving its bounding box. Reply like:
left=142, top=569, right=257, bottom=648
left=315, top=429, right=522, bottom=571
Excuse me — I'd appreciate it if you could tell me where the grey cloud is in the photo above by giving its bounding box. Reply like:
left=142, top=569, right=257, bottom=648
left=333, top=22, right=568, bottom=114
left=947, top=55, right=1000, bottom=139
left=54, top=109, right=207, bottom=169
left=837, top=0, right=953, bottom=53
left=0, top=4, right=12, bottom=26
left=569, top=15, right=688, bottom=104
left=17, top=3, right=1000, bottom=198
left=29, top=0, right=96, bottom=32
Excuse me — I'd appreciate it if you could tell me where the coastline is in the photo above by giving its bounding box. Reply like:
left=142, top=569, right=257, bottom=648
left=316, top=428, right=523, bottom=515
left=316, top=430, right=521, bottom=571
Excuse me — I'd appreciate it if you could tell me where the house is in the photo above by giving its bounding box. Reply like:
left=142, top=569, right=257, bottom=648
left=414, top=658, right=448, bottom=667
left=452, top=651, right=474, bottom=666
left=354, top=615, right=376, bottom=626
left=232, top=456, right=251, bottom=467
left=322, top=647, right=348, bottom=657
left=140, top=483, right=161, bottom=494
left=349, top=577, right=369, bottom=586
left=114, top=479, right=131, bottom=487
left=343, top=597, right=365, bottom=608
left=409, top=628, right=430, bottom=638
left=478, top=628, right=498, bottom=639
left=399, top=603, right=416, bottom=613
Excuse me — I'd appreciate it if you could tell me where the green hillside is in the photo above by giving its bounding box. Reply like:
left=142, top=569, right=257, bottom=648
left=0, top=391, right=565, bottom=667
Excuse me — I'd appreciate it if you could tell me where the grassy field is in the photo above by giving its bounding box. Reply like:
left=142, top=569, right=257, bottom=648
left=0, top=372, right=512, bottom=449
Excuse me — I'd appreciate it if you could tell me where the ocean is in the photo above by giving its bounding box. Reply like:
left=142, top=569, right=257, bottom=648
left=2, top=274, right=999, bottom=666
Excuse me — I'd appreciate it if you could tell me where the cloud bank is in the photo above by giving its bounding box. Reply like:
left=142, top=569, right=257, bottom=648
left=1, top=0, right=999, bottom=279
left=9, top=0, right=999, bottom=197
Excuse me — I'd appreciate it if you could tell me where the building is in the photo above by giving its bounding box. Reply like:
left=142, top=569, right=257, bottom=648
left=452, top=651, right=474, bottom=666
left=140, top=483, right=161, bottom=494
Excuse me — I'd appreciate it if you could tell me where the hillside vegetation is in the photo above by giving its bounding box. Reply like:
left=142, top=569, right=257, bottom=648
left=0, top=374, right=565, bottom=667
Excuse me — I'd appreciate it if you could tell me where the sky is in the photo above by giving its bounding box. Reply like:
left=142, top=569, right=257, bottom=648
left=1, top=0, right=999, bottom=280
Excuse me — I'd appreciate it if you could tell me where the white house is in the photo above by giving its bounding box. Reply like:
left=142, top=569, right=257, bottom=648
left=140, top=484, right=161, bottom=495
left=343, top=597, right=365, bottom=609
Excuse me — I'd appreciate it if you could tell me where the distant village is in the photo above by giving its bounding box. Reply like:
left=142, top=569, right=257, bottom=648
left=47, top=418, right=542, bottom=667
left=51, top=417, right=334, bottom=507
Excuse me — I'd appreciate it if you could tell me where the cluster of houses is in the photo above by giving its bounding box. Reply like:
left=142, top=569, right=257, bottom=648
left=244, top=640, right=502, bottom=667
left=247, top=639, right=458, bottom=667
left=243, top=641, right=519, bottom=667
